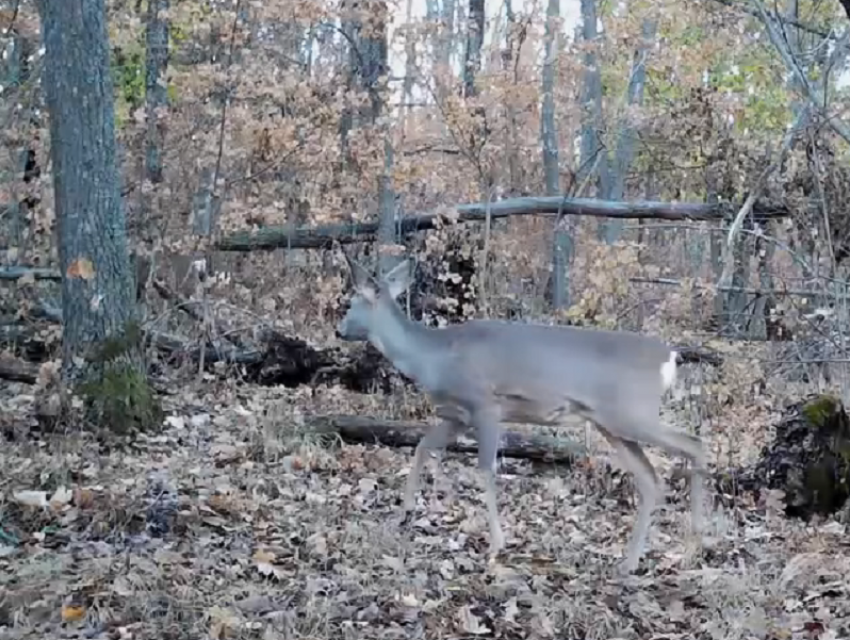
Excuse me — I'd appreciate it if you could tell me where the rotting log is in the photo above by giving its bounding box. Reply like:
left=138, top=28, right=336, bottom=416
left=0, top=356, right=38, bottom=384
left=214, top=196, right=789, bottom=251
left=308, top=414, right=587, bottom=464
left=722, top=394, right=850, bottom=519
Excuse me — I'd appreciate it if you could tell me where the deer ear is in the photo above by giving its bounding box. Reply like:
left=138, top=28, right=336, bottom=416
left=384, top=259, right=412, bottom=299
left=342, top=251, right=378, bottom=293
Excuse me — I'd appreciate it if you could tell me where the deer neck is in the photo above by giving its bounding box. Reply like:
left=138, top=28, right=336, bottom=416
left=368, top=301, right=438, bottom=385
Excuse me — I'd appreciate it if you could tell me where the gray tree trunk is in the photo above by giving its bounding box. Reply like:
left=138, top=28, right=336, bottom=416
left=36, top=0, right=142, bottom=383
left=601, top=17, right=656, bottom=243
left=502, top=0, right=522, bottom=193
left=463, top=0, right=488, bottom=191
left=463, top=0, right=484, bottom=99
left=340, top=1, right=395, bottom=274
left=576, top=0, right=609, bottom=198
left=144, top=0, right=169, bottom=186
left=427, top=0, right=456, bottom=88
left=541, top=0, right=571, bottom=309
left=0, top=29, right=34, bottom=256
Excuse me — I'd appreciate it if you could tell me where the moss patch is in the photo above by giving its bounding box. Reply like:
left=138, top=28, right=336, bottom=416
left=75, top=321, right=163, bottom=436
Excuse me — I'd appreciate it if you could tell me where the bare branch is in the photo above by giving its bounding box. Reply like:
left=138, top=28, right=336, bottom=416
left=718, top=107, right=809, bottom=287
left=707, top=0, right=832, bottom=38
left=751, top=0, right=850, bottom=145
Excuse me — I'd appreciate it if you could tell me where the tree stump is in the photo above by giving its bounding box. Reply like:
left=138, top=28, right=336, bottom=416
left=727, top=394, right=850, bottom=519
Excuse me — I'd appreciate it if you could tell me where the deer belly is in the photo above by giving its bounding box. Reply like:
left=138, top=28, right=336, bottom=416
left=496, top=392, right=584, bottom=425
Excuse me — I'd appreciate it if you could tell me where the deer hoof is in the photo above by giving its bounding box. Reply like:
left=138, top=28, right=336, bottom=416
left=399, top=509, right=415, bottom=529
left=489, top=531, right=505, bottom=557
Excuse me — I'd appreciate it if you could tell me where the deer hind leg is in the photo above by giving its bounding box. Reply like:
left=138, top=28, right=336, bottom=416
left=623, top=423, right=708, bottom=537
left=597, top=426, right=660, bottom=574
left=403, top=418, right=458, bottom=513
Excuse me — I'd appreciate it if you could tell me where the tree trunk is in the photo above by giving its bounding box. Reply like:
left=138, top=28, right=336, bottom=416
left=463, top=0, right=484, bottom=99
left=577, top=0, right=609, bottom=200
left=36, top=0, right=160, bottom=432
left=602, top=16, right=656, bottom=244
left=144, top=0, right=169, bottom=186
left=541, top=0, right=571, bottom=310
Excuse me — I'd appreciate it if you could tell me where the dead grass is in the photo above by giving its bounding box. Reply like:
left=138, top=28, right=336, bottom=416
left=1, top=380, right=849, bottom=640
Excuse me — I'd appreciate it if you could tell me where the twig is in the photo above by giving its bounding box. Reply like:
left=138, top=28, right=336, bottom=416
left=718, top=107, right=809, bottom=288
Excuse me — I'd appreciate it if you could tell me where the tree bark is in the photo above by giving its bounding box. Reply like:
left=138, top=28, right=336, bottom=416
left=36, top=0, right=158, bottom=430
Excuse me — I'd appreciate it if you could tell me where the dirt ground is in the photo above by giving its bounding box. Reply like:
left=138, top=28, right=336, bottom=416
left=1, top=381, right=849, bottom=640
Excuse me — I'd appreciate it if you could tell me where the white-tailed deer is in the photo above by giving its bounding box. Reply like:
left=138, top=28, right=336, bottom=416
left=336, top=253, right=707, bottom=574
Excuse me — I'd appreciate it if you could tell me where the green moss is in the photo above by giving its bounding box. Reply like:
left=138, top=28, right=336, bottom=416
left=76, top=320, right=162, bottom=435
left=91, top=320, right=143, bottom=363
left=78, top=363, right=163, bottom=436
left=111, top=40, right=146, bottom=128
left=802, top=394, right=840, bottom=429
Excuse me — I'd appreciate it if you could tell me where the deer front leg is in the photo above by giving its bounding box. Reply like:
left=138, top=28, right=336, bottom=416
left=597, top=427, right=660, bottom=575
left=473, top=408, right=505, bottom=557
left=402, top=419, right=455, bottom=513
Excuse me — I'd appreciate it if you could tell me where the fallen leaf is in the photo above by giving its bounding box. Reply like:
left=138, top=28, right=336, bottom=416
left=165, top=415, right=186, bottom=429
left=458, top=605, right=490, bottom=635
left=208, top=605, right=241, bottom=640
left=73, top=487, right=95, bottom=509
left=503, top=597, right=519, bottom=623
left=400, top=593, right=419, bottom=607
left=13, top=490, right=48, bottom=508
left=49, top=486, right=73, bottom=510
left=307, top=533, right=327, bottom=557
left=381, top=555, right=404, bottom=572
left=112, top=575, right=134, bottom=597
left=61, top=605, right=86, bottom=623
left=253, top=549, right=286, bottom=580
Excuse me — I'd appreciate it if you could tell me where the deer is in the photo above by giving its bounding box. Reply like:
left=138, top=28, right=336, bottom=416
left=335, top=252, right=708, bottom=574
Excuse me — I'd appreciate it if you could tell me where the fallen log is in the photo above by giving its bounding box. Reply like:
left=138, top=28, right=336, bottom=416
left=308, top=414, right=587, bottom=464
left=0, top=356, right=38, bottom=384
left=0, top=266, right=61, bottom=281
left=214, top=195, right=789, bottom=251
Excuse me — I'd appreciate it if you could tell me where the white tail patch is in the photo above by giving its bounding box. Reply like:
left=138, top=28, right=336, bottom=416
left=660, top=350, right=677, bottom=390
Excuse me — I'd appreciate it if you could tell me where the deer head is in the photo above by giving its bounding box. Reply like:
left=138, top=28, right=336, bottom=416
left=336, top=252, right=413, bottom=343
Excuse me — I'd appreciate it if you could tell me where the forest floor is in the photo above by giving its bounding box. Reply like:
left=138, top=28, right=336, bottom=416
left=1, top=379, right=849, bottom=640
